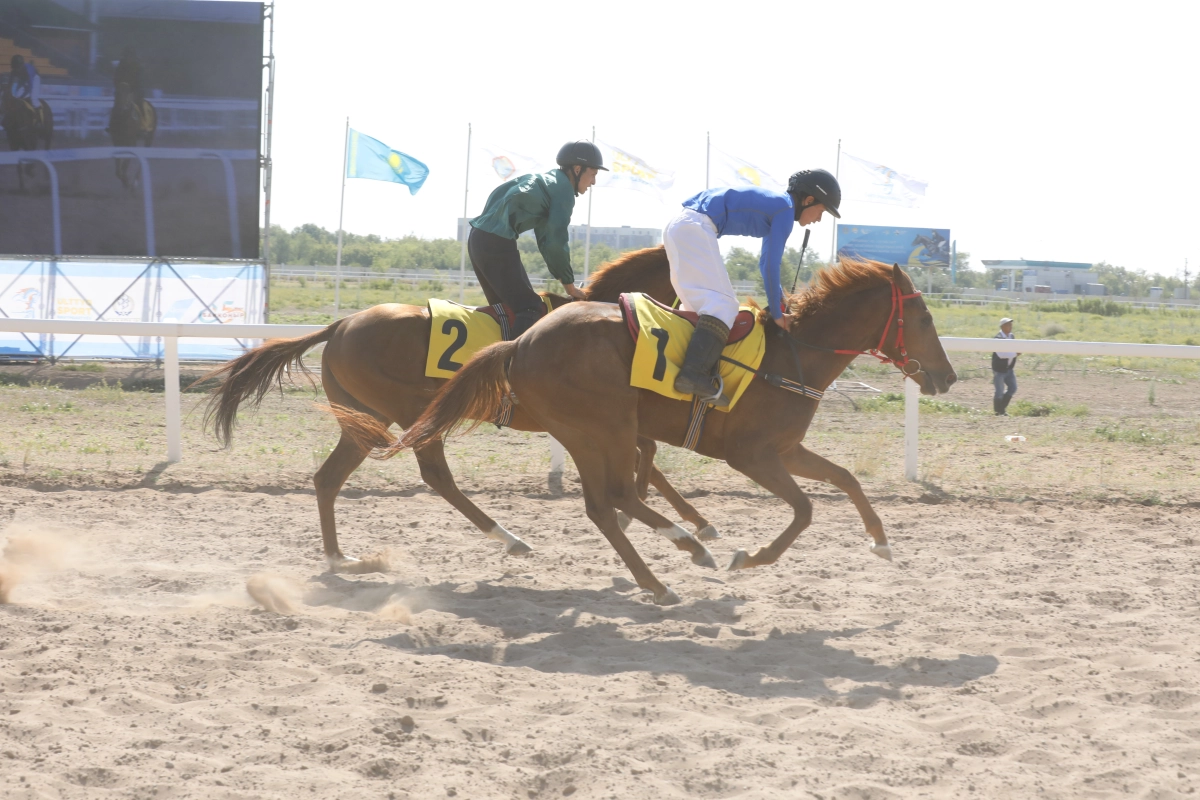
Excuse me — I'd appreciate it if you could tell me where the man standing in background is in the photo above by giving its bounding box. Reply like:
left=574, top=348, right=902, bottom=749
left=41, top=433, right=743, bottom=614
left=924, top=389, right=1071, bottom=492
left=992, top=317, right=1019, bottom=415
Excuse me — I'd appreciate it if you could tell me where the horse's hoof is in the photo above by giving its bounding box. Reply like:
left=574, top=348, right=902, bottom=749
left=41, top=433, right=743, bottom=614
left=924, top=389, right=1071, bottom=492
left=870, top=543, right=894, bottom=562
left=696, top=524, right=721, bottom=541
left=728, top=549, right=751, bottom=571
left=616, top=510, right=632, bottom=532
left=654, top=586, right=682, bottom=606
left=327, top=553, right=390, bottom=574
left=505, top=539, right=533, bottom=556
left=326, top=555, right=360, bottom=573
left=692, top=548, right=717, bottom=570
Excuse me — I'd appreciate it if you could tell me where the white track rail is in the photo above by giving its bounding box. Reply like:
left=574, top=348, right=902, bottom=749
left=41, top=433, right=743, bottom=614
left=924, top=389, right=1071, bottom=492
left=1, top=321, right=1198, bottom=480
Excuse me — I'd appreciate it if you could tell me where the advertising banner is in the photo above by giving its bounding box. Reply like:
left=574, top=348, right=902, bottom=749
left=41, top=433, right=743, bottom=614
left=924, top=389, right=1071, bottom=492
left=836, top=225, right=951, bottom=269
left=0, top=258, right=264, bottom=359
left=0, top=0, right=263, bottom=259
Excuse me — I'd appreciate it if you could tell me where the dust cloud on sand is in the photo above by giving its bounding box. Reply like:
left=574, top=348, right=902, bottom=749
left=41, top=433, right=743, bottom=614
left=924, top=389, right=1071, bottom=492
left=0, top=525, right=74, bottom=604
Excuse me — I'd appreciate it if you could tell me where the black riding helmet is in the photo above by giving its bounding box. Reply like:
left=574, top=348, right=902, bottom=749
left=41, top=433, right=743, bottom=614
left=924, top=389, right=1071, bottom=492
left=787, top=168, right=842, bottom=219
left=556, top=141, right=607, bottom=194
left=11, top=54, right=25, bottom=69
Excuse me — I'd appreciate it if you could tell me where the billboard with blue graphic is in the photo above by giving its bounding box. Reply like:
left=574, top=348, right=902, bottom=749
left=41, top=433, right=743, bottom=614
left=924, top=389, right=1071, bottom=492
left=836, top=225, right=951, bottom=269
left=0, top=258, right=264, bottom=359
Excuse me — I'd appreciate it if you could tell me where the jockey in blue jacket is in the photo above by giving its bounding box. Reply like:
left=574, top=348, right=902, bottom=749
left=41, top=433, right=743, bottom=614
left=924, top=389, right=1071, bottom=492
left=663, top=169, right=842, bottom=405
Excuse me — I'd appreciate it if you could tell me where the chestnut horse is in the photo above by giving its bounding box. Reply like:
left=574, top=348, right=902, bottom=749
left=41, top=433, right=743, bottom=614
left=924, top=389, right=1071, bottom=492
left=200, top=247, right=720, bottom=570
left=395, top=260, right=957, bottom=604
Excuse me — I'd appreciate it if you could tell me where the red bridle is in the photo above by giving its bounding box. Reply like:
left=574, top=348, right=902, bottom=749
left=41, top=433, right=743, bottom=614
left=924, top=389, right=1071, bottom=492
left=834, top=281, right=924, bottom=374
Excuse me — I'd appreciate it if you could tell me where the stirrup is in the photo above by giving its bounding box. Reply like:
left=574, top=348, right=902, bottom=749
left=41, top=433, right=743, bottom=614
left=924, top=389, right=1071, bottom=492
left=696, top=375, right=729, bottom=406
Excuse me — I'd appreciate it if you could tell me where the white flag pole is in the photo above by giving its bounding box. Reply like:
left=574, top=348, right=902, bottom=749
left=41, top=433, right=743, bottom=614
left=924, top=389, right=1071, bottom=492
left=334, top=117, right=348, bottom=317
left=829, top=138, right=840, bottom=266
left=705, top=131, right=710, bottom=190
left=459, top=122, right=471, bottom=302
left=583, top=125, right=594, bottom=282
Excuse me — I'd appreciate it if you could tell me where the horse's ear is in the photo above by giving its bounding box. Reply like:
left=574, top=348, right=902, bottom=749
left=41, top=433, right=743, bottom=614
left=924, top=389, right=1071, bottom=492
left=891, top=262, right=906, bottom=286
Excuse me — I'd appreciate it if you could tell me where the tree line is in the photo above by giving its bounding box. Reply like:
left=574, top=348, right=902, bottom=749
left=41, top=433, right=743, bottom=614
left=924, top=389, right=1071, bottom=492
left=262, top=224, right=1196, bottom=297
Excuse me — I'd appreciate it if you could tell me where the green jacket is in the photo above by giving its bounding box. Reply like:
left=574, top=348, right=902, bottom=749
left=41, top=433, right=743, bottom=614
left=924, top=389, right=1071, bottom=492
left=470, top=168, right=576, bottom=285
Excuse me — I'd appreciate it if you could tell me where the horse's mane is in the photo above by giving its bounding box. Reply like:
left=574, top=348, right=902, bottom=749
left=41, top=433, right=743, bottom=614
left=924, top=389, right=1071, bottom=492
left=783, top=258, right=910, bottom=324
left=581, top=245, right=667, bottom=300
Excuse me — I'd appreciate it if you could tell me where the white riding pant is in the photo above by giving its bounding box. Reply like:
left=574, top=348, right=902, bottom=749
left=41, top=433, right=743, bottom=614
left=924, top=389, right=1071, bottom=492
left=662, top=208, right=738, bottom=328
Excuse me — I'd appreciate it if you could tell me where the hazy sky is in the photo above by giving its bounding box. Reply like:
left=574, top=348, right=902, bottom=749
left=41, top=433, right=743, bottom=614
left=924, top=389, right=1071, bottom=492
left=267, top=1, right=1198, bottom=276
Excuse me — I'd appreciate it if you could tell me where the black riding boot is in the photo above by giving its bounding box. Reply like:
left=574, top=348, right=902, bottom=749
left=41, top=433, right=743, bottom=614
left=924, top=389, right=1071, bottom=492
left=993, top=397, right=1004, bottom=415
left=999, top=393, right=1014, bottom=415
left=511, top=307, right=543, bottom=339
left=674, top=315, right=730, bottom=407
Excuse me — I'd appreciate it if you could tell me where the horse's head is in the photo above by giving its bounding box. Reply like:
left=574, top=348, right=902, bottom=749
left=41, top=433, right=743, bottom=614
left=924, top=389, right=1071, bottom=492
left=784, top=259, right=956, bottom=396
left=114, top=82, right=131, bottom=105
left=876, top=263, right=957, bottom=395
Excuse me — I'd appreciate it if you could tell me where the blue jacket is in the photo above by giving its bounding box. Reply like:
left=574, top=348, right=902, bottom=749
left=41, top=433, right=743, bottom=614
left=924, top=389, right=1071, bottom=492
left=683, top=186, right=794, bottom=319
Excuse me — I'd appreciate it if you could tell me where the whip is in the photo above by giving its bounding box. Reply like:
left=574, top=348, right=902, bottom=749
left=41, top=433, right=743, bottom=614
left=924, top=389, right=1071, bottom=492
left=790, top=228, right=811, bottom=294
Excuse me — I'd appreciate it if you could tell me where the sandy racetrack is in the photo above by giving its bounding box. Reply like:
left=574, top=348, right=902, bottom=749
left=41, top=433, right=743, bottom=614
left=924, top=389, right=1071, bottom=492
left=1, top=365, right=1199, bottom=798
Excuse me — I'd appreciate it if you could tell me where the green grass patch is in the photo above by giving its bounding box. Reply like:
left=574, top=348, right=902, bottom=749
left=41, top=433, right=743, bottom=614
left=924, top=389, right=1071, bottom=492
left=1008, top=399, right=1089, bottom=417
left=1093, top=423, right=1173, bottom=445
left=60, top=363, right=105, bottom=373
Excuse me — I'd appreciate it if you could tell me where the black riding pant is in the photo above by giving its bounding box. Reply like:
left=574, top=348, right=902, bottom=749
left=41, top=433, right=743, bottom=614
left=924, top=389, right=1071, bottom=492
left=467, top=227, right=543, bottom=337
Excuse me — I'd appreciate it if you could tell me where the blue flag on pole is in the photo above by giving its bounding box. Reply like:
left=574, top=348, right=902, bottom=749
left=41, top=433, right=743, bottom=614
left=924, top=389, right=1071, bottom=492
left=346, top=129, right=429, bottom=194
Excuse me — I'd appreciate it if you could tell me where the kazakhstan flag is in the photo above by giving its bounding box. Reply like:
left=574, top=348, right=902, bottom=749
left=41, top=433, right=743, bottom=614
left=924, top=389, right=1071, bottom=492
left=346, top=129, right=429, bottom=194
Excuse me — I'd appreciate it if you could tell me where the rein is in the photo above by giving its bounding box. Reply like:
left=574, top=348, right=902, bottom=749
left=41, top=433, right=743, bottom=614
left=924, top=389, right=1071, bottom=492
left=718, top=280, right=923, bottom=400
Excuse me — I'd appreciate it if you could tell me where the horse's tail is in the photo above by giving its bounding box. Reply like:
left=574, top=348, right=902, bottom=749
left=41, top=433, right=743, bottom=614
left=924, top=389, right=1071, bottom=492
left=377, top=340, right=518, bottom=458
left=198, top=318, right=347, bottom=447
left=326, top=403, right=393, bottom=453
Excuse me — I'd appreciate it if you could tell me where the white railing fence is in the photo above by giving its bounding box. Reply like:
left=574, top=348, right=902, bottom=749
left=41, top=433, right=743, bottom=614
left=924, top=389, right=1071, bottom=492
left=1, top=319, right=1198, bottom=482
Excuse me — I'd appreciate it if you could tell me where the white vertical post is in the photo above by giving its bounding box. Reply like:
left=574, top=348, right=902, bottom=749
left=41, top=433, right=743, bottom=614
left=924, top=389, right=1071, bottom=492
left=904, top=376, right=919, bottom=480
left=459, top=122, right=471, bottom=302
left=165, top=335, right=182, bottom=463
left=830, top=138, right=840, bottom=264
left=549, top=437, right=565, bottom=476
left=705, top=131, right=710, bottom=189
left=334, top=117, right=349, bottom=317
left=583, top=125, right=594, bottom=282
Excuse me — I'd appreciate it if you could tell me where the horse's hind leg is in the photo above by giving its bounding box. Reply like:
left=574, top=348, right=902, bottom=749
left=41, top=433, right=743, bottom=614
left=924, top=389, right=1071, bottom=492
left=315, top=366, right=384, bottom=571
left=315, top=432, right=372, bottom=569
left=413, top=438, right=532, bottom=556
left=557, top=428, right=680, bottom=604
left=781, top=444, right=890, bottom=561
left=724, top=444, right=815, bottom=571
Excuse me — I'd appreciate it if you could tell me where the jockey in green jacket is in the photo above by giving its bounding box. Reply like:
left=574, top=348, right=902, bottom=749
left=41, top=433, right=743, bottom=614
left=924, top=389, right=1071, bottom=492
left=468, top=141, right=606, bottom=337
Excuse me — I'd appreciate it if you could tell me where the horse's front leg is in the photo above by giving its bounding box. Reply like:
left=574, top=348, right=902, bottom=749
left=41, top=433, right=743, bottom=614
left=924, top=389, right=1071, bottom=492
left=781, top=444, right=891, bottom=561
left=723, top=442, right=814, bottom=571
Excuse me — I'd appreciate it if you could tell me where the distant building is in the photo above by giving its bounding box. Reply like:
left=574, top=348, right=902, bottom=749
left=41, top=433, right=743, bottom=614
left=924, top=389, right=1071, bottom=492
left=980, top=259, right=1098, bottom=294
left=457, top=219, right=660, bottom=250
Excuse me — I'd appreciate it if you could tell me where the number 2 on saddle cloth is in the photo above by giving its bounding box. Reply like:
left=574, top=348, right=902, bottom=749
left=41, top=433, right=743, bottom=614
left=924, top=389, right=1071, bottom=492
left=425, top=296, right=555, bottom=378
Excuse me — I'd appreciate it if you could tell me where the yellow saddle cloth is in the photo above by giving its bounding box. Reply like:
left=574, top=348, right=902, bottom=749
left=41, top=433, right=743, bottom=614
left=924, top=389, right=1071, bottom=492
left=425, top=297, right=553, bottom=380
left=624, top=292, right=766, bottom=411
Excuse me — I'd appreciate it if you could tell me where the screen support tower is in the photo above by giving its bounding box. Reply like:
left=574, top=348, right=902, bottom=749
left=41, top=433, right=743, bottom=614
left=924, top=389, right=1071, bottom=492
left=260, top=1, right=276, bottom=320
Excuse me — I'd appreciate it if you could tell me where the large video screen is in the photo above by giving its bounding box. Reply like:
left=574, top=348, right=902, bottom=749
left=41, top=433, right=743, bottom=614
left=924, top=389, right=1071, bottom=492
left=0, top=0, right=263, bottom=259
left=836, top=225, right=951, bottom=269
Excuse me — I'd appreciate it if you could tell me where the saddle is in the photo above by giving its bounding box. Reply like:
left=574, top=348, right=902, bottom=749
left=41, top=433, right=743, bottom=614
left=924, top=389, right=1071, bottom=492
left=618, top=293, right=757, bottom=344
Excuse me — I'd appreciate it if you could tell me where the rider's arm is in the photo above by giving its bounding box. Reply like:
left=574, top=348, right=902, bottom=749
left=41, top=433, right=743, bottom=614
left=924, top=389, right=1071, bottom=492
left=757, top=208, right=792, bottom=320
left=534, top=177, right=575, bottom=288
